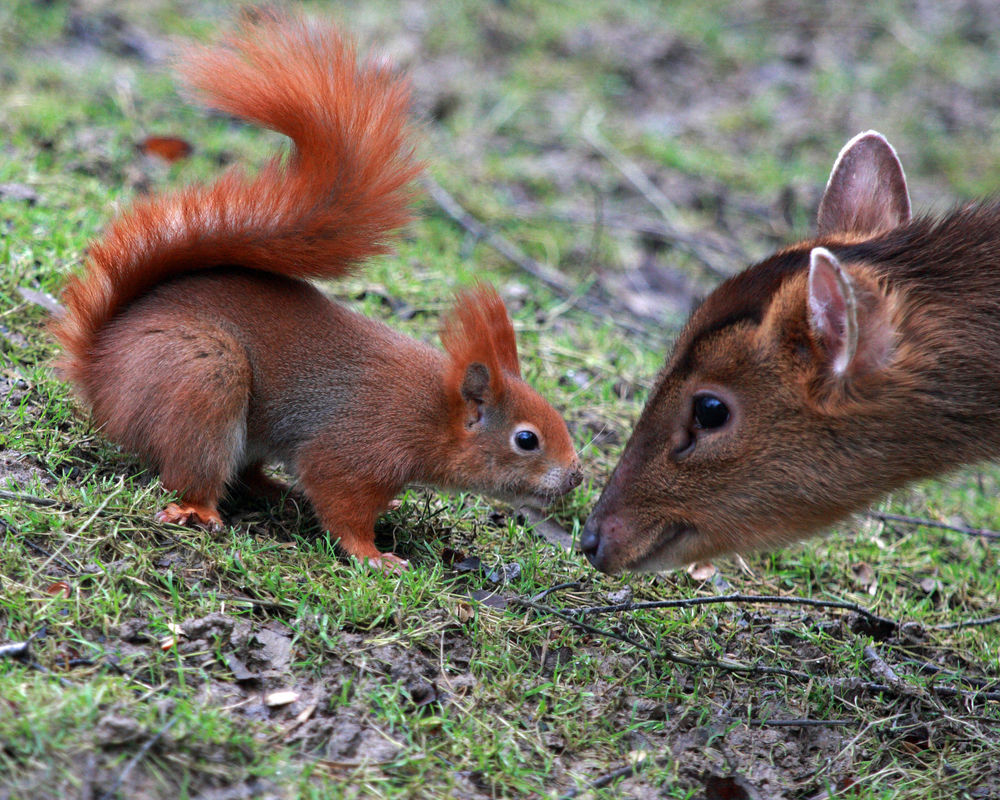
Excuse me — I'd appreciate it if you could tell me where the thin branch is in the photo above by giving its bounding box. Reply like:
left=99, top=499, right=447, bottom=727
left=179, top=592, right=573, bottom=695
left=580, top=108, right=735, bottom=281
left=933, top=613, right=1000, bottom=631
left=910, top=662, right=1000, bottom=690
left=863, top=644, right=910, bottom=695
left=570, top=593, right=898, bottom=632
left=99, top=717, right=178, bottom=800
left=421, top=174, right=574, bottom=294
left=0, top=488, right=61, bottom=508
left=1, top=518, right=80, bottom=574
left=530, top=581, right=584, bottom=603
left=730, top=717, right=854, bottom=728
left=513, top=597, right=1000, bottom=705
left=559, top=761, right=652, bottom=800
left=0, top=641, right=30, bottom=660
left=420, top=175, right=654, bottom=338
left=527, top=207, right=744, bottom=262
left=867, top=510, right=1000, bottom=541
left=513, top=596, right=826, bottom=681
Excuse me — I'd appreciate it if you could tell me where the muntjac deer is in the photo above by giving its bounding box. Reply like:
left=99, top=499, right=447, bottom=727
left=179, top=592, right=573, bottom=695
left=583, top=131, right=999, bottom=573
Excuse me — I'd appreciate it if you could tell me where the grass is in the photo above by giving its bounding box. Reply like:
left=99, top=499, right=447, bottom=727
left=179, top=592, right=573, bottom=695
left=2, top=0, right=1000, bottom=798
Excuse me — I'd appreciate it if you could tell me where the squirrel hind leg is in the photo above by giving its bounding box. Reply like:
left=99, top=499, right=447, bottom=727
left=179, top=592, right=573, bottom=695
left=86, top=309, right=253, bottom=528
left=156, top=501, right=224, bottom=531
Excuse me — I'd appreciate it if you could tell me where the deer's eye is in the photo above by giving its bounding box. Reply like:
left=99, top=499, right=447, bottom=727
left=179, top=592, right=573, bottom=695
left=693, top=394, right=729, bottom=430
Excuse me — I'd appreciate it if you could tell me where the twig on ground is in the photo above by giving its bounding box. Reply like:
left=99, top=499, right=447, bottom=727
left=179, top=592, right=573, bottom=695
left=530, top=581, right=584, bottom=603
left=580, top=108, right=735, bottom=281
left=40, top=482, right=123, bottom=574
left=727, top=717, right=854, bottom=728
left=530, top=207, right=744, bottom=263
left=0, top=641, right=31, bottom=660
left=17, top=531, right=80, bottom=575
left=99, top=717, right=178, bottom=800
left=513, top=596, right=1000, bottom=705
left=910, top=662, right=1000, bottom=690
left=867, top=510, right=1000, bottom=541
left=0, top=488, right=61, bottom=508
left=570, top=593, right=898, bottom=633
left=863, top=644, right=911, bottom=696
left=420, top=175, right=654, bottom=338
left=559, top=761, right=653, bottom=800
left=2, top=517, right=80, bottom=573
left=421, top=174, right=574, bottom=294
left=932, top=613, right=1000, bottom=631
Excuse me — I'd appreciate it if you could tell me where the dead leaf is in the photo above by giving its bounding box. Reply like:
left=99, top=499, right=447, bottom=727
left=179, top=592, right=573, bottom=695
left=453, top=601, right=474, bottom=623
left=486, top=562, right=521, bottom=584
left=265, top=690, right=299, bottom=707
left=440, top=547, right=468, bottom=567
left=45, top=581, right=71, bottom=598
left=139, top=135, right=193, bottom=162
left=293, top=702, right=317, bottom=725
left=453, top=555, right=482, bottom=574
left=470, top=589, right=507, bottom=610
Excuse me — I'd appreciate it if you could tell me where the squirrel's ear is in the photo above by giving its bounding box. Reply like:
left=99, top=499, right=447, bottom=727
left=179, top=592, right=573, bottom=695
left=459, top=362, right=492, bottom=427
left=441, top=283, right=515, bottom=405
left=817, top=131, right=911, bottom=237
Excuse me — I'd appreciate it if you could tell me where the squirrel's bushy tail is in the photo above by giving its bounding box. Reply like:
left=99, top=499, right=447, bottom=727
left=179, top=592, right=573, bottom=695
left=54, top=13, right=420, bottom=385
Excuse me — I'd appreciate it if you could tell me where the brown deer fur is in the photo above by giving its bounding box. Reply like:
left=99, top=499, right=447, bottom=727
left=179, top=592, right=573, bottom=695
left=582, top=130, right=1000, bottom=573
left=53, top=15, right=582, bottom=571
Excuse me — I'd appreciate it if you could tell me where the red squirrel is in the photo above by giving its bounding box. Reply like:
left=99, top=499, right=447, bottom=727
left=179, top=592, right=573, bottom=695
left=583, top=130, right=1000, bottom=573
left=52, top=15, right=582, bottom=571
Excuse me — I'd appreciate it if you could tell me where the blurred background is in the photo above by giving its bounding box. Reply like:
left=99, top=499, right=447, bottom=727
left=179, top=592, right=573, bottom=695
left=5, top=0, right=1000, bottom=330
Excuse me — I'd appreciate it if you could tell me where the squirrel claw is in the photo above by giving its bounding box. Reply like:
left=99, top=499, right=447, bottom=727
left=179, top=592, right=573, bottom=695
left=365, top=553, right=409, bottom=574
left=156, top=502, right=224, bottom=532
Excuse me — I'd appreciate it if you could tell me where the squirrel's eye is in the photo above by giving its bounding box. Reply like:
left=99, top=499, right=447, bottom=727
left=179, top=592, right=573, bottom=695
left=514, top=429, right=540, bottom=451
left=692, top=394, right=729, bottom=430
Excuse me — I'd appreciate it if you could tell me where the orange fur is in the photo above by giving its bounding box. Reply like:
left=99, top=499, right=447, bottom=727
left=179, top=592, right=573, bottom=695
left=441, top=282, right=522, bottom=399
left=52, top=15, right=418, bottom=389
left=53, top=14, right=581, bottom=570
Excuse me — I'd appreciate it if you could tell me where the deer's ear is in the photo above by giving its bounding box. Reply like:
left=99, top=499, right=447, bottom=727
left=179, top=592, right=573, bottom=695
left=817, top=131, right=911, bottom=237
left=808, top=248, right=858, bottom=376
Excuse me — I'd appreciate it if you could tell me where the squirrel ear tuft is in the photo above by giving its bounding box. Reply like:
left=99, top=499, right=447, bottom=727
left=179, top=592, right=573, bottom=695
left=441, top=282, right=520, bottom=403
